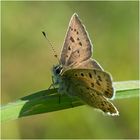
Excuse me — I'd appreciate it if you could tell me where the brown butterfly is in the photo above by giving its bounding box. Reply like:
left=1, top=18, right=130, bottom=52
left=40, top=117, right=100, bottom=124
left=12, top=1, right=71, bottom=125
left=52, top=13, right=119, bottom=116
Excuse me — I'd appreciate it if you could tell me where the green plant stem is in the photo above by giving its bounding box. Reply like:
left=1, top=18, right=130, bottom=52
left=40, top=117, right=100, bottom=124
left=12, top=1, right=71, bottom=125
left=1, top=80, right=139, bottom=122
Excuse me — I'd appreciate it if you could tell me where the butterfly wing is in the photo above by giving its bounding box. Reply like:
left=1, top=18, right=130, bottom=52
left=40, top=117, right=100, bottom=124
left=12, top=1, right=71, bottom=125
left=62, top=69, right=114, bottom=99
left=78, top=86, right=118, bottom=116
left=60, top=13, right=92, bottom=67
left=61, top=69, right=118, bottom=115
left=73, top=58, right=103, bottom=70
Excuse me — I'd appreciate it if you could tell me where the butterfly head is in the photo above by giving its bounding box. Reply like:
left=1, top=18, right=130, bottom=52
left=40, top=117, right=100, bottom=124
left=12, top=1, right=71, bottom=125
left=53, top=64, right=63, bottom=75
left=52, top=64, right=63, bottom=84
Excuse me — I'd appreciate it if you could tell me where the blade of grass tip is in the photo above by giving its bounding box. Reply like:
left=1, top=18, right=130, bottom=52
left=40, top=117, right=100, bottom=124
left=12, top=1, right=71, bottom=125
left=1, top=88, right=58, bottom=122
left=114, top=80, right=139, bottom=91
left=114, top=80, right=139, bottom=99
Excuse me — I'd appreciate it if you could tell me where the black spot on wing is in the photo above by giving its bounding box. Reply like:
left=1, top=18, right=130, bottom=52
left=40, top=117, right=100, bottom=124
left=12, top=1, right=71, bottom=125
left=89, top=73, right=92, bottom=78
left=107, top=88, right=110, bottom=92
left=70, top=36, right=75, bottom=42
left=96, top=80, right=101, bottom=86
left=79, top=42, right=82, bottom=46
left=70, top=27, right=73, bottom=31
left=105, top=91, right=110, bottom=96
left=68, top=46, right=71, bottom=50
left=93, top=70, right=96, bottom=75
left=77, top=50, right=80, bottom=53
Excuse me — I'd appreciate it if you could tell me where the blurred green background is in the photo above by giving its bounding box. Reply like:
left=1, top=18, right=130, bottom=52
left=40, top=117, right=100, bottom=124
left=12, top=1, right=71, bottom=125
left=1, top=1, right=139, bottom=139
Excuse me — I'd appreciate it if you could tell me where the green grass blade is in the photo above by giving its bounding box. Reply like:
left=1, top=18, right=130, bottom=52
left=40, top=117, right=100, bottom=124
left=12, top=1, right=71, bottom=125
left=1, top=80, right=139, bottom=122
left=114, top=80, right=139, bottom=99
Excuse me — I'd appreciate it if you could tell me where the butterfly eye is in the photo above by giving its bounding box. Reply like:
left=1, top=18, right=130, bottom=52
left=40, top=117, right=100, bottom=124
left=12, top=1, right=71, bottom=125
left=56, top=68, right=61, bottom=74
left=54, top=65, right=63, bottom=75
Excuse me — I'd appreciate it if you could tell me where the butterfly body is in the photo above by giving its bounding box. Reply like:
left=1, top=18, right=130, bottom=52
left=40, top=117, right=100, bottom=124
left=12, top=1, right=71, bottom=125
left=52, top=13, right=119, bottom=116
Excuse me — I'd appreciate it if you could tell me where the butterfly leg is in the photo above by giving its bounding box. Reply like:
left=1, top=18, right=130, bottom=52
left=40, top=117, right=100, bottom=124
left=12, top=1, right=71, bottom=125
left=57, top=94, right=74, bottom=107
left=51, top=76, right=57, bottom=88
left=57, top=87, right=66, bottom=105
left=57, top=87, right=73, bottom=107
left=47, top=76, right=57, bottom=90
left=43, top=76, right=58, bottom=98
left=47, top=83, right=53, bottom=90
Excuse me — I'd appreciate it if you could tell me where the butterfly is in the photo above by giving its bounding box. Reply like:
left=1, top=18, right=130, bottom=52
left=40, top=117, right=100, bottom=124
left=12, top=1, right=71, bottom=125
left=52, top=13, right=119, bottom=116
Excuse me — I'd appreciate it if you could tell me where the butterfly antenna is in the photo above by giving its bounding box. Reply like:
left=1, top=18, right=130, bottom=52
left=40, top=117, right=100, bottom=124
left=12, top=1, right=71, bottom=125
left=42, top=31, right=60, bottom=63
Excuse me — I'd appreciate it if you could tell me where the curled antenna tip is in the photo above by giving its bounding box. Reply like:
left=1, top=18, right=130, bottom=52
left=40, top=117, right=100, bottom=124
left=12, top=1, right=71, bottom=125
left=42, top=31, right=47, bottom=38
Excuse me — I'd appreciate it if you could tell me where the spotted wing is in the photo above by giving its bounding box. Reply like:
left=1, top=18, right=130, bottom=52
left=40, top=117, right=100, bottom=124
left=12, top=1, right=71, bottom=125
left=62, top=69, right=114, bottom=99
left=62, top=69, right=118, bottom=115
left=60, top=13, right=92, bottom=67
left=78, top=86, right=119, bottom=116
